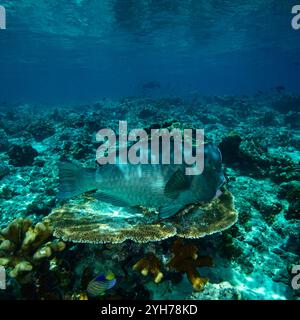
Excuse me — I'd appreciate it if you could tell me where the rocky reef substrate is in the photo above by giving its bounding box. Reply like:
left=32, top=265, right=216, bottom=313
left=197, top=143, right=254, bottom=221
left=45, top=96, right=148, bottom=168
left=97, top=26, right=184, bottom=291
left=0, top=93, right=299, bottom=300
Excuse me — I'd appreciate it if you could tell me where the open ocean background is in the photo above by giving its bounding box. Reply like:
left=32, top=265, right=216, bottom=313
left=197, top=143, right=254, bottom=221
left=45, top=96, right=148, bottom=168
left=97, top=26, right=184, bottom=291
left=0, top=0, right=300, bottom=104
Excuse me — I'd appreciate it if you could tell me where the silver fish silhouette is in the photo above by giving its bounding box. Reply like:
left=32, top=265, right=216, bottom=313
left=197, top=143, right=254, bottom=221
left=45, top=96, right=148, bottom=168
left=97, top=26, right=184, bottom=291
left=57, top=144, right=225, bottom=219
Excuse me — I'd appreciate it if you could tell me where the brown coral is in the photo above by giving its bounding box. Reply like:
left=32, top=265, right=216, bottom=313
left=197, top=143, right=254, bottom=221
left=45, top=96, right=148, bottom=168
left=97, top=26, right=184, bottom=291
left=133, top=253, right=163, bottom=283
left=0, top=218, right=65, bottom=283
left=167, top=239, right=213, bottom=291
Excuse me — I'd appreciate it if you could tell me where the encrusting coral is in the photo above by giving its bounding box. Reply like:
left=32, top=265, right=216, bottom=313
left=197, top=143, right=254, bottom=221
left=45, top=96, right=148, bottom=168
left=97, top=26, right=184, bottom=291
left=0, top=218, right=66, bottom=283
left=167, top=239, right=213, bottom=291
left=133, top=253, right=164, bottom=283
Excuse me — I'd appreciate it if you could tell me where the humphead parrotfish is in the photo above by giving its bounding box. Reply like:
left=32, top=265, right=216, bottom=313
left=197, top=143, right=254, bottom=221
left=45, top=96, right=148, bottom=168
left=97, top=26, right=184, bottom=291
left=57, top=144, right=225, bottom=219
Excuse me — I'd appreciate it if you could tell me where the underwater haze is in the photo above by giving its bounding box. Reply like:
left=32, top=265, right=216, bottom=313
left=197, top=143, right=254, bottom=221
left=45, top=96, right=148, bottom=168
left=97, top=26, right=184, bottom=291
left=0, top=0, right=299, bottom=301
left=0, top=0, right=300, bottom=103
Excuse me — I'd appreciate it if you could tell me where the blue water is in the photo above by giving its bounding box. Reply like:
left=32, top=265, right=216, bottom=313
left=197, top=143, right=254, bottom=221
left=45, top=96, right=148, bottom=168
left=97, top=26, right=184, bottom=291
left=0, top=0, right=300, bottom=104
left=0, top=1, right=300, bottom=302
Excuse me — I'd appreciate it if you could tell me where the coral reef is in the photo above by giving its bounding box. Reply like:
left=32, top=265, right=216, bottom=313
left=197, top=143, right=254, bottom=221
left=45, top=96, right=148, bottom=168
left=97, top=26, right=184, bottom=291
left=0, top=93, right=299, bottom=300
left=138, top=107, right=157, bottom=119
left=133, top=253, right=163, bottom=283
left=0, top=163, right=9, bottom=180
left=219, top=132, right=299, bottom=183
left=272, top=94, right=300, bottom=113
left=285, top=111, right=300, bottom=129
left=281, top=182, right=300, bottom=220
left=47, top=197, right=177, bottom=244
left=190, top=282, right=241, bottom=300
left=0, top=218, right=65, bottom=284
left=167, top=240, right=213, bottom=291
left=174, top=189, right=238, bottom=239
left=7, top=145, right=39, bottom=167
left=219, top=133, right=242, bottom=164
left=0, top=129, right=9, bottom=152
left=133, top=239, right=213, bottom=292
left=26, top=120, right=55, bottom=142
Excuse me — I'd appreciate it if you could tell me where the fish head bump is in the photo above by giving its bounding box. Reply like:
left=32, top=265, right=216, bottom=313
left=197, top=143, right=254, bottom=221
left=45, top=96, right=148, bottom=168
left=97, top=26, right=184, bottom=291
left=189, top=144, right=225, bottom=201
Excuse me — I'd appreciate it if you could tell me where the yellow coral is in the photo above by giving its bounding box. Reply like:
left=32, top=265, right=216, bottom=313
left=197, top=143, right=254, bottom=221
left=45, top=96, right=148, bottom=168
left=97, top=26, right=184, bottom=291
left=79, top=292, right=89, bottom=300
left=133, top=253, right=164, bottom=283
left=0, top=218, right=66, bottom=283
left=167, top=239, right=213, bottom=291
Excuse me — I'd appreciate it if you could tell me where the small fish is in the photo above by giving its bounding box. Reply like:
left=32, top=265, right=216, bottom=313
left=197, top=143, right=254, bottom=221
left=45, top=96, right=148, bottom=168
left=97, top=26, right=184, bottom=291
left=87, top=271, right=117, bottom=297
left=142, top=81, right=161, bottom=90
left=57, top=144, right=225, bottom=219
left=274, top=85, right=285, bottom=93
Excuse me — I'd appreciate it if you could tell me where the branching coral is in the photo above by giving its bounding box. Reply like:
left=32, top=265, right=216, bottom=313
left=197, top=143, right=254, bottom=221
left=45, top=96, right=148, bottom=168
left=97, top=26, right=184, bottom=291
left=167, top=239, right=213, bottom=291
left=133, top=253, right=163, bottom=283
left=0, top=218, right=66, bottom=283
left=133, top=239, right=213, bottom=291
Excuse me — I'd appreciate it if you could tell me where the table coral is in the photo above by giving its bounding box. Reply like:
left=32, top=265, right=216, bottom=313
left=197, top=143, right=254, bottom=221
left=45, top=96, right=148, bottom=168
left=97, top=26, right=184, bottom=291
left=0, top=218, right=66, bottom=283
left=46, top=189, right=237, bottom=244
left=167, top=239, right=213, bottom=291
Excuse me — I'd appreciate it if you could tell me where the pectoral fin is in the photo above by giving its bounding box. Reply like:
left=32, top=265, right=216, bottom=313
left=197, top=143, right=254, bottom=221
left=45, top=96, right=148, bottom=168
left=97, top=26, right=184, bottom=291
left=93, top=191, right=131, bottom=207
left=159, top=204, right=184, bottom=220
left=164, top=169, right=190, bottom=199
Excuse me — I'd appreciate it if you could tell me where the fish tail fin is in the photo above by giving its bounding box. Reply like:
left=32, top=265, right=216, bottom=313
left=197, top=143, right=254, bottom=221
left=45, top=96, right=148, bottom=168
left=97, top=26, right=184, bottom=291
left=57, top=161, right=95, bottom=199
